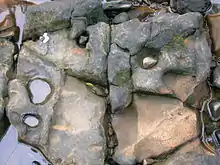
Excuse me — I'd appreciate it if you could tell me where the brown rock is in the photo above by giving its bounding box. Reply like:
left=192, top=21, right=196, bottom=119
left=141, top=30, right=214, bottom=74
left=112, top=94, right=198, bottom=165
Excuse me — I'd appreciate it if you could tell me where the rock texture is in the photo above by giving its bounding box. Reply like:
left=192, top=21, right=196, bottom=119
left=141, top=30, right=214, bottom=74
left=22, top=22, right=110, bottom=86
left=0, top=39, right=14, bottom=120
left=170, top=0, right=212, bottom=14
left=112, top=94, right=198, bottom=165
left=47, top=76, right=106, bottom=165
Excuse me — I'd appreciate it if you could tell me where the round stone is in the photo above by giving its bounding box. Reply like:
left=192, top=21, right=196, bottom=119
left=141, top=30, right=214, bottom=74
left=28, top=79, right=51, bottom=104
left=142, top=57, right=157, bottom=69
left=23, top=115, right=39, bottom=127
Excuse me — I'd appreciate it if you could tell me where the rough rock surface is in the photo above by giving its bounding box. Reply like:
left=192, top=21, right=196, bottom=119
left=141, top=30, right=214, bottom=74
left=6, top=44, right=64, bottom=147
left=22, top=22, right=110, bottom=86
left=23, top=0, right=107, bottom=39
left=108, top=43, right=132, bottom=112
left=112, top=94, right=198, bottom=165
left=112, top=12, right=129, bottom=24
left=0, top=39, right=14, bottom=120
left=170, top=0, right=212, bottom=14
left=47, top=76, right=106, bottom=165
left=156, top=153, right=220, bottom=165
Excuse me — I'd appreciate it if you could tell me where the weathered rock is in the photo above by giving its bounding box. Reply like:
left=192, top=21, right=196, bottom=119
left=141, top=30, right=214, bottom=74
left=47, top=76, right=106, bottom=165
left=113, top=12, right=129, bottom=24
left=213, top=66, right=220, bottom=88
left=112, top=12, right=203, bottom=55
left=0, top=39, right=14, bottom=120
left=170, top=0, right=212, bottom=14
left=23, top=0, right=107, bottom=39
left=112, top=94, right=198, bottom=165
left=156, top=153, right=220, bottom=165
left=131, top=32, right=211, bottom=95
left=6, top=46, right=64, bottom=148
left=108, top=43, right=132, bottom=112
left=109, top=85, right=132, bottom=113
left=103, top=0, right=132, bottom=10
left=69, top=17, right=87, bottom=39
left=22, top=22, right=110, bottom=86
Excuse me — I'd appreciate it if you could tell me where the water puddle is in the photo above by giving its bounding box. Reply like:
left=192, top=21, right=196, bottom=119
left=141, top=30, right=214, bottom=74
left=28, top=78, right=52, bottom=104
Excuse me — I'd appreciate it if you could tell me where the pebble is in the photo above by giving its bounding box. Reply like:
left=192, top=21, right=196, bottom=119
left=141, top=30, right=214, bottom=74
left=23, top=114, right=39, bottom=127
left=28, top=79, right=52, bottom=104
left=207, top=100, right=220, bottom=121
left=142, top=57, right=157, bottom=69
left=78, top=35, right=89, bottom=46
left=112, top=12, right=129, bottom=24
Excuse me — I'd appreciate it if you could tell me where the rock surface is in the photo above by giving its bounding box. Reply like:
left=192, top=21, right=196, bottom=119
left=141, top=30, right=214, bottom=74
left=22, top=22, right=110, bottom=86
left=47, top=76, right=106, bottom=165
left=112, top=94, right=198, bottom=165
left=170, top=0, right=212, bottom=14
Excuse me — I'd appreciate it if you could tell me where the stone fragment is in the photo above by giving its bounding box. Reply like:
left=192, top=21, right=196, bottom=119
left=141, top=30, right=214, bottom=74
left=142, top=57, right=157, bottom=69
left=213, top=66, right=220, bottom=88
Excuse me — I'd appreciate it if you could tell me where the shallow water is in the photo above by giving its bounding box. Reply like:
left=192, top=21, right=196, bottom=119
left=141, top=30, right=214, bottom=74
left=29, top=79, right=51, bottom=104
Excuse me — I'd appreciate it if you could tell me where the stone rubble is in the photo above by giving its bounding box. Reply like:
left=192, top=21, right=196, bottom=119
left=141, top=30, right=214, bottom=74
left=0, top=0, right=219, bottom=165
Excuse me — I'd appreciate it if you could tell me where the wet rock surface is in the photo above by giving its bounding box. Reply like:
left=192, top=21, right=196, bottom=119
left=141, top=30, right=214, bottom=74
left=0, top=0, right=219, bottom=165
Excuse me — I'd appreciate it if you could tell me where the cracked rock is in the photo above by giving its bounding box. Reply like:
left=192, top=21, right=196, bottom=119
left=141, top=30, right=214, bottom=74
left=0, top=39, right=14, bottom=120
left=131, top=32, right=211, bottom=95
left=112, top=94, right=198, bottom=165
left=23, top=0, right=107, bottom=40
left=47, top=76, right=106, bottom=165
left=111, top=12, right=203, bottom=55
left=108, top=43, right=132, bottom=113
left=23, top=22, right=110, bottom=86
left=6, top=46, right=64, bottom=148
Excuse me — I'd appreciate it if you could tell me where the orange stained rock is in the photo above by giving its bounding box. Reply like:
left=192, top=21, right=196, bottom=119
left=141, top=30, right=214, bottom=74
left=207, top=13, right=220, bottom=57
left=52, top=125, right=71, bottom=131
left=71, top=47, right=85, bottom=55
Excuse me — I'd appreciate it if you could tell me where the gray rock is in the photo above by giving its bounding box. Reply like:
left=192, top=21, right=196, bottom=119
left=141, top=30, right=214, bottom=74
left=113, top=12, right=129, bottom=24
left=170, top=0, right=212, bottom=14
left=112, top=12, right=203, bottom=55
left=69, top=17, right=87, bottom=39
left=108, top=43, right=132, bottom=112
left=47, top=76, right=106, bottom=165
left=23, top=0, right=107, bottom=40
left=23, top=22, right=110, bottom=86
left=213, top=66, right=220, bottom=88
left=6, top=46, right=64, bottom=148
left=0, top=39, right=14, bottom=120
left=131, top=32, right=211, bottom=95
left=23, top=115, right=39, bottom=127
left=102, top=0, right=132, bottom=10
left=109, top=85, right=132, bottom=113
left=156, top=153, right=220, bottom=165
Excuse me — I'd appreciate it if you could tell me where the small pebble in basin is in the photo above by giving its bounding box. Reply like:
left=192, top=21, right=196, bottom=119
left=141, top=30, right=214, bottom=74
left=28, top=79, right=52, bottom=104
left=23, top=114, right=39, bottom=127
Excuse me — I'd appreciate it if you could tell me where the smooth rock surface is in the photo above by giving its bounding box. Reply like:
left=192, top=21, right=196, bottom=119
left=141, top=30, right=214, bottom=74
left=47, top=76, right=106, bottom=165
left=112, top=94, right=198, bottom=165
left=23, top=22, right=110, bottom=86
